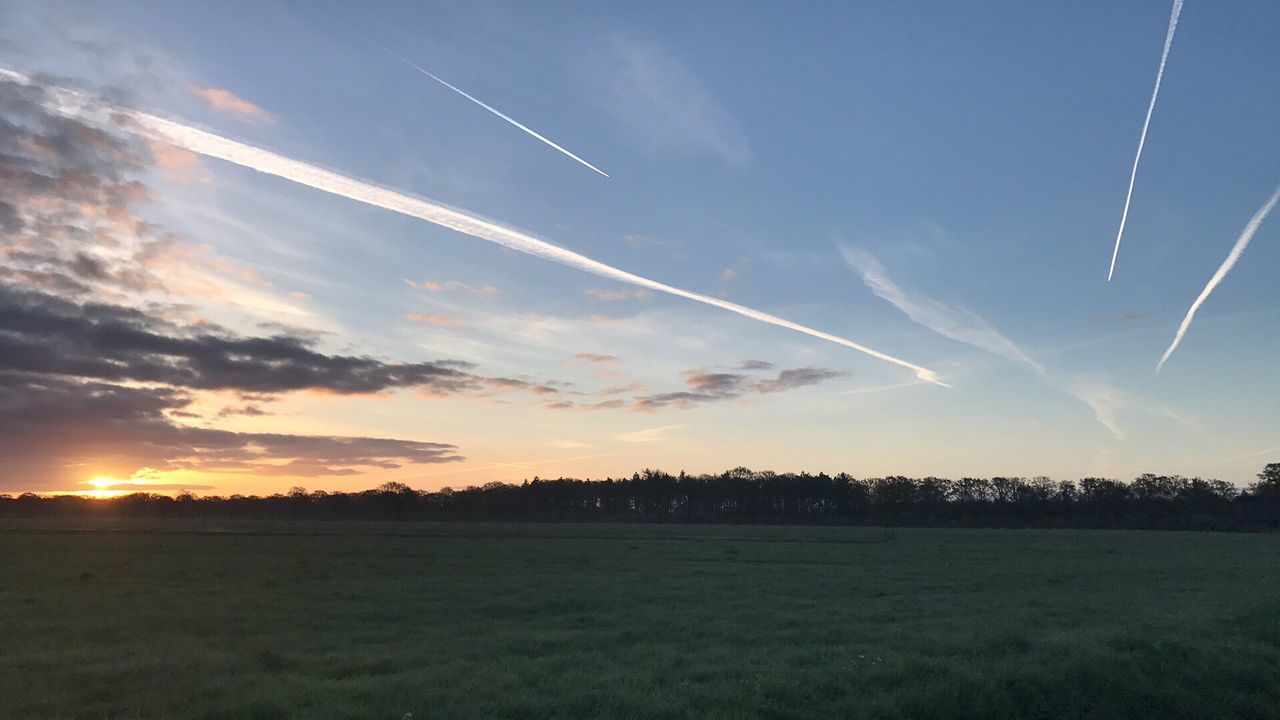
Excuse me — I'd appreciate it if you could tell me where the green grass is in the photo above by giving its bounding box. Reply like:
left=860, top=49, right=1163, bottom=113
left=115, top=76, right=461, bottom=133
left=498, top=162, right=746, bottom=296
left=1, top=521, right=1278, bottom=719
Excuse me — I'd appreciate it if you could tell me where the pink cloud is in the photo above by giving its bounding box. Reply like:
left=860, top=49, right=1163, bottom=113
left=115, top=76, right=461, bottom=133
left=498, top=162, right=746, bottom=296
left=406, top=313, right=465, bottom=327
left=405, top=278, right=501, bottom=300
left=189, top=86, right=274, bottom=124
left=585, top=287, right=650, bottom=302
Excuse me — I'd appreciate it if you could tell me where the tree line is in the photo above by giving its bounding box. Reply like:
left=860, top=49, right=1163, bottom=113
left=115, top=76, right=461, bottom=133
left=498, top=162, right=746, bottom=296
left=4, top=464, right=1278, bottom=531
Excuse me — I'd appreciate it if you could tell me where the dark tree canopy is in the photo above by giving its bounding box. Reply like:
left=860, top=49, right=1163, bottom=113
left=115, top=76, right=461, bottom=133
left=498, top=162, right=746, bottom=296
left=4, top=466, right=1278, bottom=531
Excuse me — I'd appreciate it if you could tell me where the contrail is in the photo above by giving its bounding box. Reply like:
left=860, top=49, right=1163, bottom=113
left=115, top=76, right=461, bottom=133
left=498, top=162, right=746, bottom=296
left=374, top=43, right=609, bottom=178
left=5, top=69, right=942, bottom=386
left=1107, top=0, right=1184, bottom=282
left=1156, top=182, right=1280, bottom=373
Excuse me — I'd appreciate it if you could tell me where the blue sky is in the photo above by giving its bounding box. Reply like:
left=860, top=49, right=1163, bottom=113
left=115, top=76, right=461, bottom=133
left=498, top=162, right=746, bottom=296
left=1, top=0, right=1278, bottom=493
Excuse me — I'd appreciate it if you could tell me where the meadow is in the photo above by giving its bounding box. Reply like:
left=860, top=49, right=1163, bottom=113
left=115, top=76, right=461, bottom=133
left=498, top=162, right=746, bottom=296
left=1, top=521, right=1278, bottom=719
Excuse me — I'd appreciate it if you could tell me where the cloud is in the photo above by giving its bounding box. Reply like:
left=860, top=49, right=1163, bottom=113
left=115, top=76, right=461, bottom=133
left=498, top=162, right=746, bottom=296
left=481, top=377, right=560, bottom=396
left=601, top=382, right=643, bottom=396
left=406, top=312, right=465, bottom=327
left=616, top=424, right=687, bottom=443
left=189, top=85, right=274, bottom=123
left=1066, top=379, right=1127, bottom=439
left=546, top=361, right=842, bottom=412
left=609, top=41, right=750, bottom=168
left=719, top=258, right=750, bottom=285
left=543, top=397, right=629, bottom=411
left=739, top=360, right=774, bottom=371
left=405, top=278, right=501, bottom=300
left=631, top=365, right=845, bottom=411
left=843, top=246, right=1185, bottom=438
left=835, top=380, right=929, bottom=397
left=573, top=352, right=620, bottom=364
left=755, top=367, right=846, bottom=393
left=0, top=285, right=490, bottom=395
left=146, top=138, right=205, bottom=184
left=79, top=482, right=217, bottom=492
left=683, top=370, right=744, bottom=392
left=550, top=439, right=590, bottom=450
left=0, top=75, right=296, bottom=322
left=585, top=287, right=650, bottom=302
left=842, top=246, right=1044, bottom=373
left=0, top=372, right=460, bottom=490
left=1066, top=377, right=1193, bottom=440
left=10, top=69, right=939, bottom=385
left=216, top=404, right=270, bottom=419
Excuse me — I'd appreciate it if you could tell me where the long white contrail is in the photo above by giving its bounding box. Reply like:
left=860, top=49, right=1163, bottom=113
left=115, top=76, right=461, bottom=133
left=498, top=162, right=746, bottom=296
left=374, top=44, right=609, bottom=178
left=1156, top=183, right=1280, bottom=373
left=4, top=69, right=942, bottom=385
left=1107, top=0, right=1184, bottom=282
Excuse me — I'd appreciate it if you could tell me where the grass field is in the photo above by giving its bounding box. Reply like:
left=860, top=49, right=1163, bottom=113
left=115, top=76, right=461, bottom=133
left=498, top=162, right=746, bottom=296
left=2, top=521, right=1278, bottom=719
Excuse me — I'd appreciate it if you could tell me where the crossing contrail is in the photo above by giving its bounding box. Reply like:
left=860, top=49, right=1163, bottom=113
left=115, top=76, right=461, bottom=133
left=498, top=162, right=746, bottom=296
left=374, top=43, right=609, bottom=178
left=1107, top=0, right=1184, bottom=282
left=1156, top=182, right=1280, bottom=373
left=5, top=68, right=943, bottom=386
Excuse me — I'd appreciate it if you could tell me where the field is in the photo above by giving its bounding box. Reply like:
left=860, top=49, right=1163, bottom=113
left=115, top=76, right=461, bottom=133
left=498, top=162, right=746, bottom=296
left=2, top=521, right=1278, bottom=719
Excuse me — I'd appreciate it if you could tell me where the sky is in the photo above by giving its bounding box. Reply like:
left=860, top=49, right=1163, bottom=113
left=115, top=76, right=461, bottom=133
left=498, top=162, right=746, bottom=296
left=1, top=0, right=1278, bottom=497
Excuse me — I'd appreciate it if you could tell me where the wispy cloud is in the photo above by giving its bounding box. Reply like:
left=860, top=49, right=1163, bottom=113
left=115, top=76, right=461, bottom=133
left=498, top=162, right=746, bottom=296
left=623, top=234, right=680, bottom=251
left=373, top=43, right=608, bottom=178
left=585, top=287, right=650, bottom=302
left=572, top=352, right=619, bottom=364
left=1107, top=0, right=1184, bottom=282
left=835, top=380, right=929, bottom=397
left=405, top=278, right=501, bottom=300
left=616, top=424, right=687, bottom=443
left=609, top=40, right=750, bottom=168
left=11, top=69, right=941, bottom=385
left=1067, top=376, right=1195, bottom=440
left=842, top=245, right=1183, bottom=437
left=189, top=85, right=274, bottom=124
left=842, top=246, right=1045, bottom=374
left=1157, top=182, right=1280, bottom=372
left=406, top=313, right=465, bottom=327
left=147, top=138, right=206, bottom=184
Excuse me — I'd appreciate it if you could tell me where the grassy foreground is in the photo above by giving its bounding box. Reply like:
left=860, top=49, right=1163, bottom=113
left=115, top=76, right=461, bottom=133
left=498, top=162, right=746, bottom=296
left=1, top=521, right=1278, bottom=719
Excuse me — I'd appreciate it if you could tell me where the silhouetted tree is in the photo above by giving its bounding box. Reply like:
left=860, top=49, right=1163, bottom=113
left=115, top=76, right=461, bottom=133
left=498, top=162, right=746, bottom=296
left=1, top=464, right=1274, bottom=531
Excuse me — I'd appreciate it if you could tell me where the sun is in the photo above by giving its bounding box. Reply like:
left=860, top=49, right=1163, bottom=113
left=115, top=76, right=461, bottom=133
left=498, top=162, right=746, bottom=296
left=78, top=476, right=135, bottom=499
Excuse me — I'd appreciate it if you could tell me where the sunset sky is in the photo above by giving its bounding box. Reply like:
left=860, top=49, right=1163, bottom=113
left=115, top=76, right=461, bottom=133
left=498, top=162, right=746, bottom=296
left=2, top=0, right=1278, bottom=497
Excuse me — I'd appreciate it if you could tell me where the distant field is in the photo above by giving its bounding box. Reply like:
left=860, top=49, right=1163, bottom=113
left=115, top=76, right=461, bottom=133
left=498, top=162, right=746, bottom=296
left=2, top=521, right=1278, bottom=719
